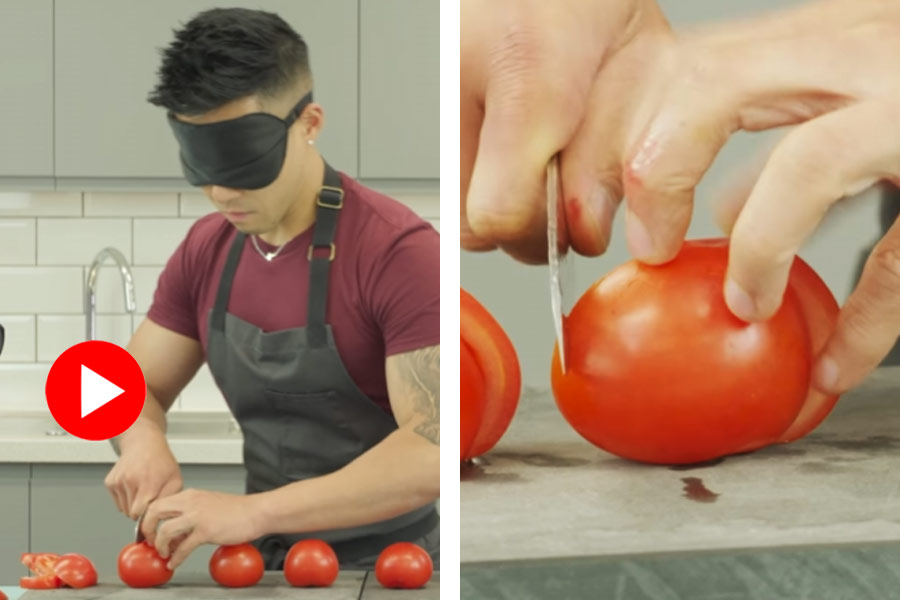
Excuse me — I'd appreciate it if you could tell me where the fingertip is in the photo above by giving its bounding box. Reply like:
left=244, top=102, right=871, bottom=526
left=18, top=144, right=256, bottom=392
left=724, top=277, right=758, bottom=322
left=812, top=354, right=841, bottom=394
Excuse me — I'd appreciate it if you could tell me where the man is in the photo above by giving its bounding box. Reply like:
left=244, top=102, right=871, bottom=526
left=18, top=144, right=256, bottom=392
left=104, top=8, right=439, bottom=571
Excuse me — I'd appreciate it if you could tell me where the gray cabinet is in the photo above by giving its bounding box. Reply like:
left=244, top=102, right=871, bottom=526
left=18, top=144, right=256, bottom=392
left=30, top=463, right=245, bottom=579
left=0, top=1, right=53, bottom=179
left=359, top=0, right=439, bottom=179
left=54, top=0, right=358, bottom=182
left=0, top=465, right=30, bottom=584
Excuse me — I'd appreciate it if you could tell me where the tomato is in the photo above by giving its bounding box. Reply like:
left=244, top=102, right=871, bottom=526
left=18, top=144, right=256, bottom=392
left=776, top=256, right=840, bottom=442
left=551, top=239, right=839, bottom=464
left=20, top=551, right=97, bottom=589
left=460, top=288, right=521, bottom=459
left=0, top=590, right=7, bottom=600
left=54, top=553, right=97, bottom=589
left=374, top=542, right=433, bottom=589
left=283, top=539, right=339, bottom=587
left=209, top=543, right=264, bottom=588
left=460, top=340, right=486, bottom=459
left=20, top=552, right=62, bottom=589
left=118, top=541, right=173, bottom=588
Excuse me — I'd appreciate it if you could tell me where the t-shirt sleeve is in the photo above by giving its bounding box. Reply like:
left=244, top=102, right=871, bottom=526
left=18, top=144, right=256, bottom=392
left=146, top=222, right=203, bottom=340
left=366, top=222, right=440, bottom=357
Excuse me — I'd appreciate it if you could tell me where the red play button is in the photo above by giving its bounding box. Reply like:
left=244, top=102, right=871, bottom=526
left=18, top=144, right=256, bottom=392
left=45, top=341, right=146, bottom=441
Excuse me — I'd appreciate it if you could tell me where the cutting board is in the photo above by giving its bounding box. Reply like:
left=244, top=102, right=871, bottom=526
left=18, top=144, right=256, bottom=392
left=360, top=572, right=440, bottom=599
left=19, top=571, right=364, bottom=599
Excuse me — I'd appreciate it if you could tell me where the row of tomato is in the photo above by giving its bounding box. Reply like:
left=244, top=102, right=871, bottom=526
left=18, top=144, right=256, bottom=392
left=461, top=239, right=842, bottom=465
left=11, top=538, right=432, bottom=592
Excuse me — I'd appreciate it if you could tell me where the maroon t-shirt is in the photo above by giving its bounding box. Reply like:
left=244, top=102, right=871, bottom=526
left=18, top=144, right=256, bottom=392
left=147, top=173, right=440, bottom=412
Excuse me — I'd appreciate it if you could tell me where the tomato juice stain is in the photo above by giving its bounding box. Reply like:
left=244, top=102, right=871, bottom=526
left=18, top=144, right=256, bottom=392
left=681, top=477, right=720, bottom=503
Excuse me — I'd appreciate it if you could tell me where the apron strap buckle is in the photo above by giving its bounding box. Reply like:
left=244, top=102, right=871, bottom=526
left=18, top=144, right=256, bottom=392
left=308, top=243, right=336, bottom=261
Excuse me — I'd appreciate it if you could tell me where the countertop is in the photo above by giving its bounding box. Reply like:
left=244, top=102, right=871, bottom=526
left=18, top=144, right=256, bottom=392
left=462, top=366, right=900, bottom=564
left=1, top=570, right=440, bottom=599
left=0, top=412, right=243, bottom=464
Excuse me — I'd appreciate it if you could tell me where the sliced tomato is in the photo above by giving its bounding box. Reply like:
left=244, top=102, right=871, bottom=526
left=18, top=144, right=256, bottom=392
left=460, top=340, right=486, bottom=459
left=460, top=288, right=521, bottom=458
left=55, top=553, right=98, bottom=589
left=20, top=552, right=62, bottom=589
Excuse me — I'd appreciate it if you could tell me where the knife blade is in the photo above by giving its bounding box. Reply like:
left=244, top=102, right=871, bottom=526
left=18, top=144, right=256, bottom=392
left=547, top=154, right=574, bottom=373
left=134, top=508, right=147, bottom=544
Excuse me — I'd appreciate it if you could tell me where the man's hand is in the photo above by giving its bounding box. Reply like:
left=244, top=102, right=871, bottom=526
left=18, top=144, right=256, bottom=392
left=142, top=489, right=264, bottom=571
left=461, top=0, right=672, bottom=262
left=104, top=424, right=183, bottom=520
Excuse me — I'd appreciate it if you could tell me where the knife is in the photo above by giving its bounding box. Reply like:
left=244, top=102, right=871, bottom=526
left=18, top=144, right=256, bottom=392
left=134, top=508, right=147, bottom=544
left=547, top=155, right=574, bottom=373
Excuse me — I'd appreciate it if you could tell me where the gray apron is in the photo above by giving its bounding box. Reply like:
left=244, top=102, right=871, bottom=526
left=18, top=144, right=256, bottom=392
left=205, top=163, right=439, bottom=569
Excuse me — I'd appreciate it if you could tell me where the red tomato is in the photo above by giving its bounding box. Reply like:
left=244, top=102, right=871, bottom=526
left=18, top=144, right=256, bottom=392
left=375, top=542, right=433, bottom=589
left=551, top=239, right=839, bottom=464
left=54, top=553, right=97, bottom=589
left=460, top=340, right=486, bottom=459
left=209, top=543, right=264, bottom=588
left=20, top=552, right=62, bottom=589
left=460, top=288, right=521, bottom=459
left=118, top=542, right=173, bottom=588
left=777, top=256, right=840, bottom=442
left=0, top=589, right=7, bottom=600
left=283, top=539, right=339, bottom=587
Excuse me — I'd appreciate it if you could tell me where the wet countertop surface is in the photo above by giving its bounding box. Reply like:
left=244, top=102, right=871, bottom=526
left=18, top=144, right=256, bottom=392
left=461, top=367, right=900, bottom=598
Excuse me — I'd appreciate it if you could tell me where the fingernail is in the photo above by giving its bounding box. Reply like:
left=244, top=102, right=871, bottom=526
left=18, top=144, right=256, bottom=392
left=814, top=355, right=840, bottom=392
left=725, top=278, right=757, bottom=321
left=625, top=208, right=654, bottom=259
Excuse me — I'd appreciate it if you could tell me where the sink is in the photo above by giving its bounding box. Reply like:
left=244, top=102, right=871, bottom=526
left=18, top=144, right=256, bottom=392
left=0, top=412, right=241, bottom=438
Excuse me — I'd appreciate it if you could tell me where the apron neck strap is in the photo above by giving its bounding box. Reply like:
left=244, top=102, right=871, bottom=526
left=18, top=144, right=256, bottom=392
left=210, top=162, right=344, bottom=343
left=306, top=162, right=343, bottom=347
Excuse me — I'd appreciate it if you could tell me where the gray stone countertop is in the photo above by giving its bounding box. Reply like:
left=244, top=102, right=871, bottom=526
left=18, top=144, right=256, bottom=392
left=462, top=366, right=900, bottom=564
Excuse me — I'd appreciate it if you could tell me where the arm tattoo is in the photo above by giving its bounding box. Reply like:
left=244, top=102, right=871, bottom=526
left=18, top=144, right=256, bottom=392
left=396, top=345, right=440, bottom=445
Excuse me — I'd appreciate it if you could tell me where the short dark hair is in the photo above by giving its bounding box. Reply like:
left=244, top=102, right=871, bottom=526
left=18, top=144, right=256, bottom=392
left=148, top=8, right=311, bottom=115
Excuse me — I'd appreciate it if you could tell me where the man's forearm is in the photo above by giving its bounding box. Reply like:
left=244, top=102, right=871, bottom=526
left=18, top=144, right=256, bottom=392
left=251, top=426, right=439, bottom=537
left=111, top=389, right=171, bottom=455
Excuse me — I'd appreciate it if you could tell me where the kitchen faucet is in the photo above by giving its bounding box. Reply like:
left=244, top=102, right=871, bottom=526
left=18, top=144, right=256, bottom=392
left=85, top=247, right=136, bottom=341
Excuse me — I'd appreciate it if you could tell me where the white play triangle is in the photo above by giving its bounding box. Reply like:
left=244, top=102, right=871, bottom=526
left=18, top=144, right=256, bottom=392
left=81, top=364, right=124, bottom=418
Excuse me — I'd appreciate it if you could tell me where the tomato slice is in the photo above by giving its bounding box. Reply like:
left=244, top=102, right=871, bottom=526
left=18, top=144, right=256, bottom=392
left=55, top=553, right=98, bottom=589
left=777, top=255, right=841, bottom=442
left=460, top=288, right=521, bottom=458
left=460, top=340, right=486, bottom=460
left=20, top=553, right=62, bottom=589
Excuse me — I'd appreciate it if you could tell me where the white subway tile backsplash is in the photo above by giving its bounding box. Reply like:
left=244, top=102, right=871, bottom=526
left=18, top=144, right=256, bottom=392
left=427, top=218, right=440, bottom=233
left=179, top=193, right=214, bottom=217
left=0, top=193, right=82, bottom=217
left=179, top=364, right=227, bottom=412
left=85, top=193, right=178, bottom=217
left=395, top=195, right=440, bottom=219
left=0, top=219, right=36, bottom=265
left=0, top=267, right=83, bottom=313
left=0, top=316, right=36, bottom=363
left=133, top=219, right=195, bottom=266
left=0, top=363, right=50, bottom=411
left=38, top=218, right=132, bottom=266
left=37, top=315, right=132, bottom=362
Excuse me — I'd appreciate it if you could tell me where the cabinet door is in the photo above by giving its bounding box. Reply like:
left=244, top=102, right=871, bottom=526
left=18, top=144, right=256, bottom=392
left=0, top=465, right=29, bottom=583
left=0, top=1, right=53, bottom=178
left=31, top=463, right=246, bottom=578
left=359, top=0, right=439, bottom=179
left=54, top=0, right=357, bottom=181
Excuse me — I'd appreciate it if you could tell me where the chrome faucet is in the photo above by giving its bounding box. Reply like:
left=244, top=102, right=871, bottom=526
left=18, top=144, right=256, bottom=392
left=85, top=248, right=136, bottom=340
